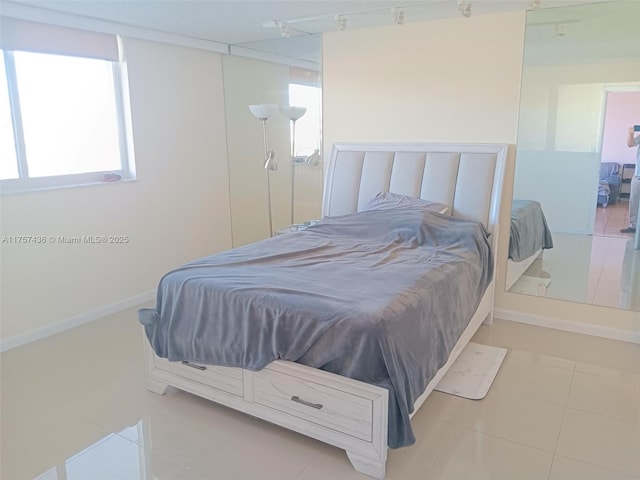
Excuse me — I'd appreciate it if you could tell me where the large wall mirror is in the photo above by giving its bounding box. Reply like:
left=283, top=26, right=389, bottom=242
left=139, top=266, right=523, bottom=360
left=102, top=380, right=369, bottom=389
left=222, top=35, right=323, bottom=247
left=508, top=0, right=640, bottom=311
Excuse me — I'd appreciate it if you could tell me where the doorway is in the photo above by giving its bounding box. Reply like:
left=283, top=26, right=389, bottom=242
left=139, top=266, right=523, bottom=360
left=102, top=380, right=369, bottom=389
left=597, top=87, right=640, bottom=238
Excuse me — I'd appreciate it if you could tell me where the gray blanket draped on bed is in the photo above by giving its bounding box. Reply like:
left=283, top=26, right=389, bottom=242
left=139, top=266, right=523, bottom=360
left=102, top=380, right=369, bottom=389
left=509, top=199, right=554, bottom=261
left=139, top=208, right=493, bottom=448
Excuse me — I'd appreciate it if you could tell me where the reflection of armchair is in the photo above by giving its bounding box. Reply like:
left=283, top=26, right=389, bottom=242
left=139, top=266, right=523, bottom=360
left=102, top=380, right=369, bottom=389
left=597, top=162, right=622, bottom=207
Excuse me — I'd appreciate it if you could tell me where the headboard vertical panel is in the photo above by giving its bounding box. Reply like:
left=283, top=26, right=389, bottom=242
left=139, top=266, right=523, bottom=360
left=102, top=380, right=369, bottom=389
left=452, top=153, right=496, bottom=227
left=323, top=151, right=366, bottom=217
left=420, top=152, right=461, bottom=207
left=356, top=152, right=395, bottom=211
left=389, top=152, right=426, bottom=198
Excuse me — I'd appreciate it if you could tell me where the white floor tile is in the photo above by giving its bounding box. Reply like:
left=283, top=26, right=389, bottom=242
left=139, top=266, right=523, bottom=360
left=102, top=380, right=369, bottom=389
left=62, top=433, right=184, bottom=480
left=549, top=456, right=640, bottom=480
left=567, top=371, right=640, bottom=424
left=575, top=361, right=640, bottom=382
left=424, top=389, right=565, bottom=452
left=2, top=417, right=113, bottom=480
left=556, top=408, right=640, bottom=477
left=424, top=425, right=553, bottom=480
left=489, top=350, right=574, bottom=404
left=295, top=443, right=371, bottom=480
left=168, top=468, right=217, bottom=480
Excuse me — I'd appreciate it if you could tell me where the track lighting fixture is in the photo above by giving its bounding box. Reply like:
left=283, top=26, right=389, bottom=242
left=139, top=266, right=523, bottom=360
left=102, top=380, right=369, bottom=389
left=529, top=0, right=541, bottom=10
left=391, top=7, right=405, bottom=25
left=278, top=21, right=290, bottom=38
left=554, top=23, right=566, bottom=38
left=266, top=0, right=490, bottom=35
left=458, top=1, right=472, bottom=18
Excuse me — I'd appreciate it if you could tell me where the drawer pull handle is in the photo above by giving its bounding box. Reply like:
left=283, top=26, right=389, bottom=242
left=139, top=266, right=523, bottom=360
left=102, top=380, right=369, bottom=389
left=181, top=361, right=207, bottom=371
left=291, top=395, right=323, bottom=410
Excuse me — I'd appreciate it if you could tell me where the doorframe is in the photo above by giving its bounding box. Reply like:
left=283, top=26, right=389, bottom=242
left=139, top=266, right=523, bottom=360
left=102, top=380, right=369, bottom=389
left=595, top=84, right=640, bottom=234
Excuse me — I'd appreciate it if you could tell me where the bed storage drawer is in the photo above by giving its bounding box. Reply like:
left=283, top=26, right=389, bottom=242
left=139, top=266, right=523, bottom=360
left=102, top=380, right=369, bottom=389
left=253, top=368, right=373, bottom=442
left=154, top=357, right=244, bottom=397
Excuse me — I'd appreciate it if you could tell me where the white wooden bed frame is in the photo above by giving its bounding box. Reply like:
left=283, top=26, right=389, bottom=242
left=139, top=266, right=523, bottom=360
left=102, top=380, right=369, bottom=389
left=506, top=248, right=543, bottom=291
left=144, top=142, right=507, bottom=479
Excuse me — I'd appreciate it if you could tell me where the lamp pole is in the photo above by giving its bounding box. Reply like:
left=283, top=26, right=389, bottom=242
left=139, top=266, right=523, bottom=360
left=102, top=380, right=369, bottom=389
left=248, top=104, right=278, bottom=238
left=280, top=106, right=307, bottom=226
left=261, top=118, right=274, bottom=237
left=290, top=118, right=297, bottom=225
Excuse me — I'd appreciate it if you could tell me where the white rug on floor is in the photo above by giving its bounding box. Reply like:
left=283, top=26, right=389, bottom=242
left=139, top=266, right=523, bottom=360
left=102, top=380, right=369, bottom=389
left=510, top=275, right=551, bottom=296
left=435, top=342, right=508, bottom=400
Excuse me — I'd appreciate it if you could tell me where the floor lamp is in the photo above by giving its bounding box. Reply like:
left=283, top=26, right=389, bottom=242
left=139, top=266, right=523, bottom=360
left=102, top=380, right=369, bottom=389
left=280, top=106, right=307, bottom=225
left=249, top=104, right=278, bottom=237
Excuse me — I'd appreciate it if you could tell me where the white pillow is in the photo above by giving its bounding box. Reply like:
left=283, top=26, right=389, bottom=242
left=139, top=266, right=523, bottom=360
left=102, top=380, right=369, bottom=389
left=362, top=191, right=448, bottom=214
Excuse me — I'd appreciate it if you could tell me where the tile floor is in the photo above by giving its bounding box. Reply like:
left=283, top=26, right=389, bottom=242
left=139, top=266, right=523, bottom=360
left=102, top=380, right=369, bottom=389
left=1, top=308, right=639, bottom=480
left=594, top=202, right=633, bottom=238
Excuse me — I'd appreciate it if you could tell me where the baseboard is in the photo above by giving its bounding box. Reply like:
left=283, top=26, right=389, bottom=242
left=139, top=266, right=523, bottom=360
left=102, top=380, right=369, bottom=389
left=0, top=290, right=155, bottom=352
left=4, top=298, right=636, bottom=353
left=494, top=308, right=640, bottom=345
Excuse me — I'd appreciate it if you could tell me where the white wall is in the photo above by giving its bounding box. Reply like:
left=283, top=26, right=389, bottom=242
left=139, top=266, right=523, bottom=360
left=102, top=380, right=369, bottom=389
left=322, top=11, right=640, bottom=338
left=0, top=37, right=232, bottom=341
left=517, top=62, right=640, bottom=151
left=601, top=90, right=640, bottom=167
left=513, top=150, right=600, bottom=234
left=323, top=13, right=523, bottom=147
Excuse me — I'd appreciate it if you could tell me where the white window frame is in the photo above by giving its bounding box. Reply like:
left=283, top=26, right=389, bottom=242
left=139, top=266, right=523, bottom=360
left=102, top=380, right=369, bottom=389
left=0, top=48, right=135, bottom=195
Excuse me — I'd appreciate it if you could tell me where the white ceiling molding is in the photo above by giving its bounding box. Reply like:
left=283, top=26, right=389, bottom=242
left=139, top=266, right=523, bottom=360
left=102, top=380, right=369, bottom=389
left=229, top=45, right=320, bottom=71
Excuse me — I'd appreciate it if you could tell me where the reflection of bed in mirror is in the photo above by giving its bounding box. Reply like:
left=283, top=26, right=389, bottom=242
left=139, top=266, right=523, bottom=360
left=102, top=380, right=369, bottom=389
left=597, top=162, right=622, bottom=207
left=139, top=142, right=507, bottom=479
left=506, top=200, right=554, bottom=292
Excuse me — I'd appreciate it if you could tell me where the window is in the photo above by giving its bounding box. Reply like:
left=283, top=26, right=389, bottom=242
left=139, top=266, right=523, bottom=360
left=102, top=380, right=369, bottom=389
left=289, top=82, right=322, bottom=159
left=0, top=18, right=133, bottom=194
left=0, top=56, right=18, bottom=179
left=288, top=66, right=322, bottom=162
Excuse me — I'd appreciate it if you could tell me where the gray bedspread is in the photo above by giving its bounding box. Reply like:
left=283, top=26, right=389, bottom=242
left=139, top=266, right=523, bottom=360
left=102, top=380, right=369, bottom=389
left=509, top=200, right=554, bottom=262
left=139, top=208, right=493, bottom=448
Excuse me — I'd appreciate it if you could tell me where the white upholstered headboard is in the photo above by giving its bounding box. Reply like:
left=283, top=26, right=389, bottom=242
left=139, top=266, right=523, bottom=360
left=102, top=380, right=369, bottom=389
left=322, top=142, right=507, bottom=239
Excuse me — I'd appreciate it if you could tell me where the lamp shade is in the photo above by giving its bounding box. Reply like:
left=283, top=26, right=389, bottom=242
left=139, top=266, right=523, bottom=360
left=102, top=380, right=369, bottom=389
left=249, top=104, right=277, bottom=120
left=280, top=105, right=307, bottom=121
left=304, top=149, right=321, bottom=166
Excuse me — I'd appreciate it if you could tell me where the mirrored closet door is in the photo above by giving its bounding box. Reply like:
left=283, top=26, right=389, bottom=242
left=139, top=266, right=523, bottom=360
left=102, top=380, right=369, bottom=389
left=508, top=0, right=640, bottom=311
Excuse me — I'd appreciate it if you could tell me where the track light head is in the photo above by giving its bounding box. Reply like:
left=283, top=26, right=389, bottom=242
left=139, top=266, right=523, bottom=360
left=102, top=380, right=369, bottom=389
left=335, top=14, right=347, bottom=31
left=264, top=150, right=277, bottom=171
left=529, top=0, right=541, bottom=10
left=278, top=21, right=290, bottom=38
left=391, top=7, right=405, bottom=25
left=459, top=2, right=472, bottom=17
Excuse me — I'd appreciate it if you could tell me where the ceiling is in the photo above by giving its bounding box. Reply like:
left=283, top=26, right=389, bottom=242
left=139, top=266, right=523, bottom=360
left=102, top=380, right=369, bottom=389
left=1, top=0, right=621, bottom=67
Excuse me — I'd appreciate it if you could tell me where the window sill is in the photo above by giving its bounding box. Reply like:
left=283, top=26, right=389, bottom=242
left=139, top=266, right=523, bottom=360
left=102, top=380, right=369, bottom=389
left=0, top=174, right=137, bottom=196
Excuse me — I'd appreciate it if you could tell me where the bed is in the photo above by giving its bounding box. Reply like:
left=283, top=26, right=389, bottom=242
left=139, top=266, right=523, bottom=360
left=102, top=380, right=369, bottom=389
left=506, top=199, right=554, bottom=291
left=139, top=142, right=507, bottom=479
left=597, top=162, right=622, bottom=207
